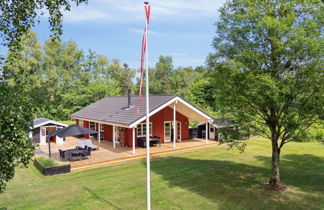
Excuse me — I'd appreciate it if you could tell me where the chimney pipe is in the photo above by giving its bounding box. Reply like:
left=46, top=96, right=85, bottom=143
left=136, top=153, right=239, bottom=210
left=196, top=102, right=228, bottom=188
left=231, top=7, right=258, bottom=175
left=128, top=89, right=131, bottom=108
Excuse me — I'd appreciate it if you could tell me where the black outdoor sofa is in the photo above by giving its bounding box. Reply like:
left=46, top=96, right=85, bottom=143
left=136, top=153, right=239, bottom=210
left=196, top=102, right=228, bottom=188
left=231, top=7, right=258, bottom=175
left=59, top=147, right=91, bottom=161
left=137, top=136, right=161, bottom=147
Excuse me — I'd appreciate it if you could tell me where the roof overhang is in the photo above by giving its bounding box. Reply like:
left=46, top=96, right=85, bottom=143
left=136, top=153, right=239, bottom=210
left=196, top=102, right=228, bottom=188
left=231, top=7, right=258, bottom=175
left=33, top=120, right=68, bottom=129
left=71, top=117, right=130, bottom=128
left=129, top=96, right=212, bottom=128
left=198, top=121, right=238, bottom=129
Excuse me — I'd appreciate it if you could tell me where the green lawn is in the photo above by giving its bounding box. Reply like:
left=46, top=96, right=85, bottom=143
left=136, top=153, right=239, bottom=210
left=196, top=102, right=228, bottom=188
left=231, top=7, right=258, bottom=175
left=1, top=138, right=323, bottom=209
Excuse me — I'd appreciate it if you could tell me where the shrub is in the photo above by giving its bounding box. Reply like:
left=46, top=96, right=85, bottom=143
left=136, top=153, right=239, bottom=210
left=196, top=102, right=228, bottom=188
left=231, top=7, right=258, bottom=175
left=295, top=122, right=324, bottom=142
left=36, top=157, right=57, bottom=167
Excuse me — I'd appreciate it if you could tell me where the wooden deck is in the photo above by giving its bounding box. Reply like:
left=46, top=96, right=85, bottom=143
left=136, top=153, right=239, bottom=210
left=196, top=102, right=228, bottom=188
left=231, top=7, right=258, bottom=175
left=36, top=137, right=219, bottom=171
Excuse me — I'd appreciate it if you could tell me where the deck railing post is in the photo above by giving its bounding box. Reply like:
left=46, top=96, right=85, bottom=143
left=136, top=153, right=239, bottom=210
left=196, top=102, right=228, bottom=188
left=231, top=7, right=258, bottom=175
left=98, top=123, right=101, bottom=143
left=113, top=125, right=116, bottom=148
left=132, top=127, right=136, bottom=154
left=173, top=102, right=177, bottom=149
left=205, top=122, right=208, bottom=144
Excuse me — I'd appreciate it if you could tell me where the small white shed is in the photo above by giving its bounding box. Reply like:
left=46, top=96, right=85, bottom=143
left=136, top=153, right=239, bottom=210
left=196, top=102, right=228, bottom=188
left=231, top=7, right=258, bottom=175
left=30, top=118, right=68, bottom=146
left=197, top=118, right=238, bottom=141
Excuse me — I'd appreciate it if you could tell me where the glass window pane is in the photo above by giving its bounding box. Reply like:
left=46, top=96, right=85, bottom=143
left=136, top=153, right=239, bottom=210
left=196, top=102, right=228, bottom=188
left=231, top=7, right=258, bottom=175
left=137, top=124, right=142, bottom=136
left=149, top=123, right=152, bottom=135
left=142, top=124, right=146, bottom=135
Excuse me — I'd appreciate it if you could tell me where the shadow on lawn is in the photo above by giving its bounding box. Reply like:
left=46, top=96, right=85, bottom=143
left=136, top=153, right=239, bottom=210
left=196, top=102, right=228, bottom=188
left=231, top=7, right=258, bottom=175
left=150, top=154, right=323, bottom=209
left=255, top=154, right=324, bottom=193
left=83, top=186, right=121, bottom=210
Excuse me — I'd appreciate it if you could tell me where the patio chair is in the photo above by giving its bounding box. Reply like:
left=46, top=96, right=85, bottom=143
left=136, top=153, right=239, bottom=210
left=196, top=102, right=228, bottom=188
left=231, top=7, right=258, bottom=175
left=82, top=147, right=92, bottom=159
left=58, top=149, right=64, bottom=161
left=84, top=139, right=99, bottom=150
left=58, top=149, right=69, bottom=161
left=76, top=140, right=86, bottom=150
left=63, top=150, right=72, bottom=161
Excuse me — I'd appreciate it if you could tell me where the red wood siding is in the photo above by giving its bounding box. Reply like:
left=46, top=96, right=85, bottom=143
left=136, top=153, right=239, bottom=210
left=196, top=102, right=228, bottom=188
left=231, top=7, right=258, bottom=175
left=83, top=121, right=89, bottom=138
left=76, top=119, right=79, bottom=126
left=124, top=128, right=138, bottom=147
left=76, top=105, right=190, bottom=147
left=104, top=124, right=113, bottom=141
left=146, top=106, right=189, bottom=143
left=124, top=106, right=189, bottom=146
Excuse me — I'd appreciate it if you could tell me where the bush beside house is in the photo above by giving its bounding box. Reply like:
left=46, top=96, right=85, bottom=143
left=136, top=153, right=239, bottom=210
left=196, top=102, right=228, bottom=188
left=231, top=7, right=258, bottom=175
left=34, top=157, right=70, bottom=176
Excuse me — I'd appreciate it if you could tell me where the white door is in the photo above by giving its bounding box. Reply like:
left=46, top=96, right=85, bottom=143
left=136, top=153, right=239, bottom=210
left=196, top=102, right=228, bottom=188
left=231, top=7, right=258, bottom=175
left=164, top=121, right=181, bottom=142
left=164, top=122, right=171, bottom=142
left=40, top=127, right=46, bottom=146
left=209, top=125, right=215, bottom=139
left=177, top=122, right=181, bottom=141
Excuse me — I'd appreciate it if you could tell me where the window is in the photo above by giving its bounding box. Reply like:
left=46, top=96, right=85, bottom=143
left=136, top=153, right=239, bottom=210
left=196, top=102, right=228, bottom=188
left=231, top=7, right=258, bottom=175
left=99, top=124, right=104, bottom=141
left=89, top=122, right=96, bottom=138
left=137, top=123, right=152, bottom=137
left=79, top=120, right=84, bottom=127
left=89, top=122, right=96, bottom=130
left=210, top=127, right=214, bottom=133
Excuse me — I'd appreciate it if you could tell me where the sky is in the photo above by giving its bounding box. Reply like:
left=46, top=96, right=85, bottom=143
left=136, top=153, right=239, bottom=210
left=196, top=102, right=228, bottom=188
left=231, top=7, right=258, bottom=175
left=34, top=0, right=227, bottom=68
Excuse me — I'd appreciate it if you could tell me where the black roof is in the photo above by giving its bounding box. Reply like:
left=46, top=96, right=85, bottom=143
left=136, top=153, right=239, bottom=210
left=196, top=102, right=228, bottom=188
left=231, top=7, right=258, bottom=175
left=71, top=95, right=177, bottom=126
left=33, top=118, right=51, bottom=127
left=199, top=118, right=237, bottom=128
left=211, top=118, right=237, bottom=128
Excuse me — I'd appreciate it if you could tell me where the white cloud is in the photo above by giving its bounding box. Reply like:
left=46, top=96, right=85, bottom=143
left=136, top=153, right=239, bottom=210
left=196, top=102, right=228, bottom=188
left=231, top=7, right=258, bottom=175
left=63, top=8, right=111, bottom=22
left=59, top=0, right=226, bottom=23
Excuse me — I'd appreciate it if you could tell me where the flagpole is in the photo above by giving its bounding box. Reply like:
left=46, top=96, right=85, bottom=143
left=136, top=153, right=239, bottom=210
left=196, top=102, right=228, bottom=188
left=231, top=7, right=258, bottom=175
left=144, top=2, right=151, bottom=210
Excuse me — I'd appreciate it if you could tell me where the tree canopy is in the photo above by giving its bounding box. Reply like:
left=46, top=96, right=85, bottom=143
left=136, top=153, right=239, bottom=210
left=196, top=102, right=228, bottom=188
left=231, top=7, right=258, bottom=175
left=0, top=0, right=88, bottom=193
left=208, top=0, right=323, bottom=189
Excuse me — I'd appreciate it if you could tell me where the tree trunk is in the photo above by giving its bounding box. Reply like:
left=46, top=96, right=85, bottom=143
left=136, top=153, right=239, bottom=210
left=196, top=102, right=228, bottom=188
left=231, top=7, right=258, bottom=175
left=269, top=138, right=281, bottom=189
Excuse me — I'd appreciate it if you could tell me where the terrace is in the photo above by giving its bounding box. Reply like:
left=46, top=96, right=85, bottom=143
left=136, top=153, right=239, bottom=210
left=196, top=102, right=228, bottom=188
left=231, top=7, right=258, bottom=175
left=35, top=137, right=219, bottom=170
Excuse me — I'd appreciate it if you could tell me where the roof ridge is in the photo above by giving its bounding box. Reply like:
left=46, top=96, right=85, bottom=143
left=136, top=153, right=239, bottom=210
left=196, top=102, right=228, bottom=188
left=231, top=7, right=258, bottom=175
left=103, top=94, right=176, bottom=98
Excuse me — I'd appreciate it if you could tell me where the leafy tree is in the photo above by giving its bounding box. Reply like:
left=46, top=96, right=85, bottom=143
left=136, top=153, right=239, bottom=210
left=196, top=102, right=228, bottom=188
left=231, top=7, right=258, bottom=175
left=0, top=47, right=36, bottom=193
left=109, top=61, right=135, bottom=94
left=150, top=56, right=174, bottom=94
left=4, top=33, right=129, bottom=121
left=209, top=0, right=323, bottom=189
left=170, top=66, right=198, bottom=97
left=40, top=39, right=84, bottom=119
left=187, top=78, right=215, bottom=110
left=0, top=0, right=87, bottom=193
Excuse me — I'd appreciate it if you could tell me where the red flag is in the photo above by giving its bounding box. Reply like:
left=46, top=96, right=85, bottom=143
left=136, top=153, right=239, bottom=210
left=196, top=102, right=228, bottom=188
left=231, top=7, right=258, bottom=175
left=145, top=5, right=151, bottom=24
left=137, top=3, right=150, bottom=115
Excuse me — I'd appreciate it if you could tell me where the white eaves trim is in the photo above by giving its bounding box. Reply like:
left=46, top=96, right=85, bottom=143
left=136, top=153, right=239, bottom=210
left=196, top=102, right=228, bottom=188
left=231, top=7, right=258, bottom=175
left=71, top=117, right=130, bottom=128
left=33, top=120, right=68, bottom=129
left=129, top=96, right=212, bottom=128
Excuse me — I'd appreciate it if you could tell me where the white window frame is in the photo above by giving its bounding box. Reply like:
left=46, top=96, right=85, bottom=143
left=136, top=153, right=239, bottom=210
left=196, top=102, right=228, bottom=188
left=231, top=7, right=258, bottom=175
left=164, top=122, right=172, bottom=142
left=99, top=124, right=104, bottom=141
left=137, top=123, right=152, bottom=137
left=164, top=121, right=181, bottom=141
left=89, top=122, right=96, bottom=138
left=89, top=121, right=96, bottom=130
left=177, top=121, right=181, bottom=141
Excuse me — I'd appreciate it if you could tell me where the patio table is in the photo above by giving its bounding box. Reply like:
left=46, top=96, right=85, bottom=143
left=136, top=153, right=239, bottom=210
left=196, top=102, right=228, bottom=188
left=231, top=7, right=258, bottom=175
left=68, top=149, right=84, bottom=155
left=138, top=137, right=161, bottom=147
left=66, top=149, right=84, bottom=161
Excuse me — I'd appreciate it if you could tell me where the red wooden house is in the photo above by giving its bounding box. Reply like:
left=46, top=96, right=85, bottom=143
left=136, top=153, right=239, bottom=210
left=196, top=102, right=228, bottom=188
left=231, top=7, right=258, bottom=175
left=71, top=94, right=212, bottom=152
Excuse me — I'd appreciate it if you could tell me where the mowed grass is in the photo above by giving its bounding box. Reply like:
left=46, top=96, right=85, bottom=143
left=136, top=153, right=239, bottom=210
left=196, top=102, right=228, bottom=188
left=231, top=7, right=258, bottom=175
left=0, top=138, right=323, bottom=209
